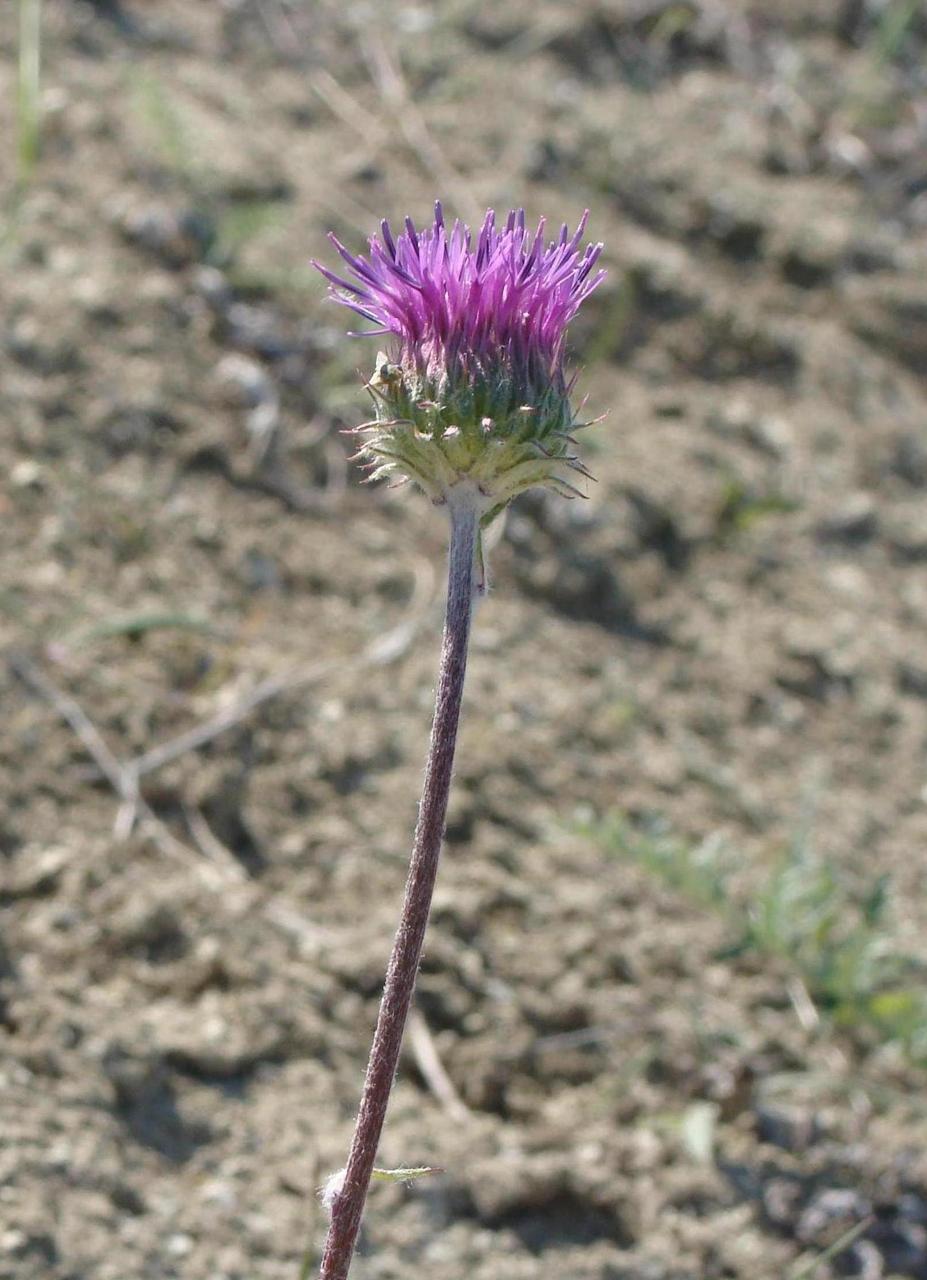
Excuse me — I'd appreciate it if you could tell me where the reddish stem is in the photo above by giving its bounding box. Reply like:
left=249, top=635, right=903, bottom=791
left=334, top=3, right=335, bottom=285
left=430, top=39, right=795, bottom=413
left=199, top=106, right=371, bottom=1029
left=318, top=489, right=479, bottom=1280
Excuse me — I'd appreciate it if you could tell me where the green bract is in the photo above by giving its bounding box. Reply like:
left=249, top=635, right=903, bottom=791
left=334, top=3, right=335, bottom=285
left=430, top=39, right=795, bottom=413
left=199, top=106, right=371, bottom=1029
left=355, top=350, right=593, bottom=525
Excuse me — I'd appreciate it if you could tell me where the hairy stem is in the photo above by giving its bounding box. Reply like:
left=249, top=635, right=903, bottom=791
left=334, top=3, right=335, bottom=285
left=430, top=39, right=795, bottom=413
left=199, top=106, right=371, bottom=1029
left=318, top=487, right=480, bottom=1280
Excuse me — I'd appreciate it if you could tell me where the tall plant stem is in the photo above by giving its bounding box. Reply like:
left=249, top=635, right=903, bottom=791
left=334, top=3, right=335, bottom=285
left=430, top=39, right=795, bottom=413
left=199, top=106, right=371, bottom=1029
left=318, top=486, right=480, bottom=1280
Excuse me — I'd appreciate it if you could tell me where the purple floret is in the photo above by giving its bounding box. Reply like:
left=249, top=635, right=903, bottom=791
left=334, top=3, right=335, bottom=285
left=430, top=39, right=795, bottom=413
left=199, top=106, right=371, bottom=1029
left=314, top=203, right=605, bottom=384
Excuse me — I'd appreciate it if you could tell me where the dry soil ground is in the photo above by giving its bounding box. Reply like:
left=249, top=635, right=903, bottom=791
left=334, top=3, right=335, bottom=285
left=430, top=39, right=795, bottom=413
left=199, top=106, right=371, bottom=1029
left=2, top=2, right=927, bottom=1278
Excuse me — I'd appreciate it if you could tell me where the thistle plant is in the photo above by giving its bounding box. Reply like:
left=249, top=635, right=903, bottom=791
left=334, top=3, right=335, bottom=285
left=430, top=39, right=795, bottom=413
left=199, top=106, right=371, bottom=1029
left=312, top=203, right=604, bottom=1280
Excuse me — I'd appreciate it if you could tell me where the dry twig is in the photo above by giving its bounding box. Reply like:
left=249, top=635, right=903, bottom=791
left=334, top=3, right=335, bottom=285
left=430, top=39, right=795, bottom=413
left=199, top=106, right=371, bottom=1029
left=356, top=29, right=480, bottom=224
left=9, top=651, right=228, bottom=887
left=127, top=555, right=436, bottom=782
left=406, top=1007, right=471, bottom=1122
left=309, top=66, right=387, bottom=143
left=10, top=649, right=142, bottom=842
left=9, top=650, right=354, bottom=949
left=182, top=800, right=249, bottom=883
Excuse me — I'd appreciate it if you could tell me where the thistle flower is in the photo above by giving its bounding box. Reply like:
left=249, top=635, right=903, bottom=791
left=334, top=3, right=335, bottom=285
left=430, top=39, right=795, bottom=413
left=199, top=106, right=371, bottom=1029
left=313, top=205, right=604, bottom=1280
left=314, top=203, right=605, bottom=525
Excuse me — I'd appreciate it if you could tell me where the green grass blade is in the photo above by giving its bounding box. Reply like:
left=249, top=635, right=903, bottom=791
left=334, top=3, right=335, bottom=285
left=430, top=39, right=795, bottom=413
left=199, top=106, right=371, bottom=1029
left=17, top=0, right=42, bottom=186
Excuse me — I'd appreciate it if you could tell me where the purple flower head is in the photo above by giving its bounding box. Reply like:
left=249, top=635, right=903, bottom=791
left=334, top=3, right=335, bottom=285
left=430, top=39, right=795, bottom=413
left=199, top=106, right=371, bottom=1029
left=314, top=202, right=605, bottom=387
left=313, top=204, right=604, bottom=522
